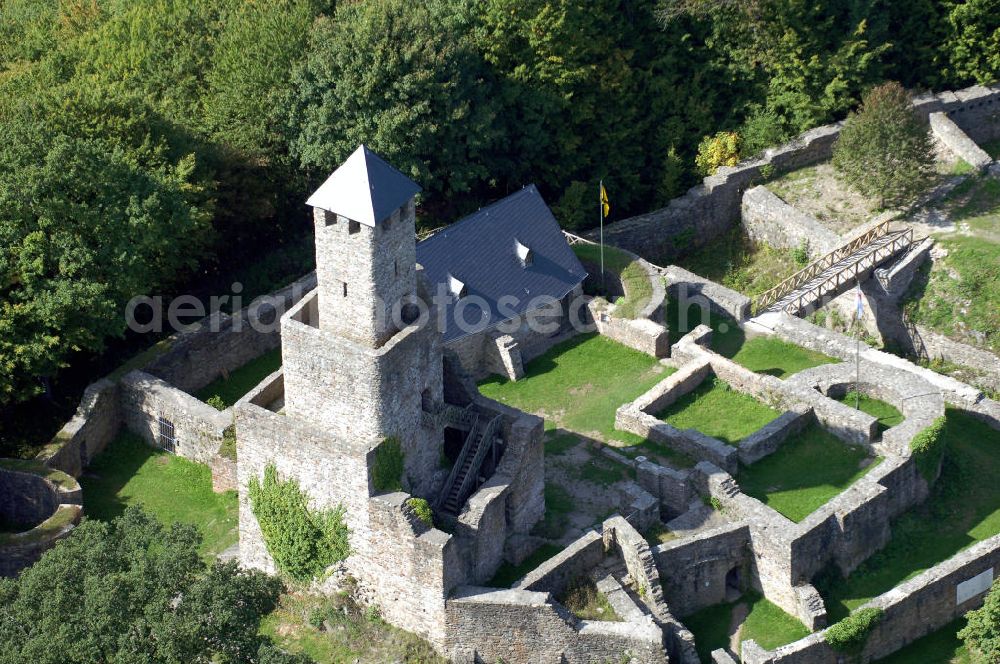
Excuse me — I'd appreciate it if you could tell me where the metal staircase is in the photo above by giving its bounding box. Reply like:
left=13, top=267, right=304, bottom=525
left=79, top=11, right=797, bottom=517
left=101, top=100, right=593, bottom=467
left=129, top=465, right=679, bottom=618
left=437, top=414, right=503, bottom=515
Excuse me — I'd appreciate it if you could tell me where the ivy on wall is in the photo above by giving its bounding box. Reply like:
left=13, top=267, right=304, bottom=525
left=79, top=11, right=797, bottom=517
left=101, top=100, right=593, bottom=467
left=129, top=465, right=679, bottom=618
left=825, top=606, right=885, bottom=654
left=910, top=416, right=947, bottom=483
left=248, top=464, right=350, bottom=581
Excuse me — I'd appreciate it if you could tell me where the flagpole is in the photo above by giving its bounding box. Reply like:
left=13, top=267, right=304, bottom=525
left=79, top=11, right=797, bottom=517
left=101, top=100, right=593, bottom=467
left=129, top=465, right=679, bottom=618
left=855, top=280, right=861, bottom=411
left=599, top=179, right=605, bottom=294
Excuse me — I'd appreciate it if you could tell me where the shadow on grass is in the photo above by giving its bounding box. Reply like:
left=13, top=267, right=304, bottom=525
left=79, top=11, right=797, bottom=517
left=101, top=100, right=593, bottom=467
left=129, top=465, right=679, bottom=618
left=816, top=410, right=1000, bottom=622
left=80, top=432, right=157, bottom=522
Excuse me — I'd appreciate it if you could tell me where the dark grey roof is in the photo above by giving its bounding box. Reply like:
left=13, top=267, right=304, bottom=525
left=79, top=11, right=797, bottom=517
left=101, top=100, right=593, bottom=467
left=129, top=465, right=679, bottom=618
left=306, top=145, right=422, bottom=226
left=416, top=185, right=587, bottom=342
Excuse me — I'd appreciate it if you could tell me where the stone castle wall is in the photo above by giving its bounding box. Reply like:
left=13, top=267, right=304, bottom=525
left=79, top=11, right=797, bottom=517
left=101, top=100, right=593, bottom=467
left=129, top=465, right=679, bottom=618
left=120, top=370, right=230, bottom=465
left=742, top=534, right=1000, bottom=664
left=37, top=378, right=120, bottom=477
left=654, top=522, right=752, bottom=616
left=143, top=273, right=315, bottom=395
left=594, top=84, right=1000, bottom=262
left=0, top=463, right=83, bottom=577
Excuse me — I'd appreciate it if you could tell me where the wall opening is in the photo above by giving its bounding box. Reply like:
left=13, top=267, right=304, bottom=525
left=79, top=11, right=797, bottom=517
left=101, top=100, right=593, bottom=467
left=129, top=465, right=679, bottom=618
left=444, top=427, right=466, bottom=464
left=725, top=566, right=741, bottom=601
left=157, top=416, right=176, bottom=454
left=348, top=219, right=361, bottom=234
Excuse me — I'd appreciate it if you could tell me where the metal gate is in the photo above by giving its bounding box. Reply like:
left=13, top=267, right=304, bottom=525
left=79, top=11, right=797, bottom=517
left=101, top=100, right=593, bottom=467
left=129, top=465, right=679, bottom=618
left=157, top=416, right=176, bottom=453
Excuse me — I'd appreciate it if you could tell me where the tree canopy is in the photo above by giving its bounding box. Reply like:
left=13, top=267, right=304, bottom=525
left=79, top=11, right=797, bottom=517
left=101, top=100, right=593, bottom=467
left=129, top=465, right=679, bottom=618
left=0, top=505, right=287, bottom=664
left=0, top=0, right=998, bottom=412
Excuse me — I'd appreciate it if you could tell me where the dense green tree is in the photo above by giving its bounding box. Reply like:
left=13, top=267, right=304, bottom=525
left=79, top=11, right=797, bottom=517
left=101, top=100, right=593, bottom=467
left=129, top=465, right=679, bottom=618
left=287, top=0, right=501, bottom=221
left=0, top=85, right=214, bottom=403
left=832, top=81, right=935, bottom=207
left=944, top=0, right=1000, bottom=85
left=0, top=505, right=284, bottom=664
left=959, top=580, right=1000, bottom=663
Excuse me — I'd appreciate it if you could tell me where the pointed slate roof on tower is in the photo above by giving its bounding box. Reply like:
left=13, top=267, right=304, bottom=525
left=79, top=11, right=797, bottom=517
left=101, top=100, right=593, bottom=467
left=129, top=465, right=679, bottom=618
left=305, top=145, right=422, bottom=226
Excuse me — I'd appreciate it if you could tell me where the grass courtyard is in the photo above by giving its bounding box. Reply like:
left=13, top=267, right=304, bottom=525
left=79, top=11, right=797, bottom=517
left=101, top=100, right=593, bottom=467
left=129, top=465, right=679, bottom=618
left=839, top=391, right=904, bottom=433
left=819, top=409, right=1000, bottom=621
left=195, top=347, right=282, bottom=408
left=739, top=424, right=880, bottom=522
left=905, top=174, right=1000, bottom=354
left=478, top=333, right=670, bottom=449
left=657, top=377, right=781, bottom=445
left=80, top=432, right=238, bottom=559
left=875, top=617, right=971, bottom=664
left=572, top=242, right=653, bottom=319
left=682, top=593, right=810, bottom=662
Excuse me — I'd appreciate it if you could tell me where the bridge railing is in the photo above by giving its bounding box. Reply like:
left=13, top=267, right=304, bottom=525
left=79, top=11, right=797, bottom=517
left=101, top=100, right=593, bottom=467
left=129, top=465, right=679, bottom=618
left=753, top=218, right=895, bottom=313
left=777, top=227, right=913, bottom=315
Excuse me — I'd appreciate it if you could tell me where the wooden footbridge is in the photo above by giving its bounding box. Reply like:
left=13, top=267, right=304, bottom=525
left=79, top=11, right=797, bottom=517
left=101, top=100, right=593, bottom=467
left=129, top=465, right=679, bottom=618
left=754, top=219, right=914, bottom=316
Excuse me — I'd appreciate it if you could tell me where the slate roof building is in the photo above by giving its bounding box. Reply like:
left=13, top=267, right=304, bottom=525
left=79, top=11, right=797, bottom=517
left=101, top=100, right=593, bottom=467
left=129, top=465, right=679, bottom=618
left=417, top=185, right=588, bottom=379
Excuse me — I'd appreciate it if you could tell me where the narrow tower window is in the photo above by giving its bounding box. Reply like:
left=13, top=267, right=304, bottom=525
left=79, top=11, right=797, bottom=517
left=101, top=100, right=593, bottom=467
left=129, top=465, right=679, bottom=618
left=348, top=219, right=361, bottom=235
left=342, top=281, right=348, bottom=297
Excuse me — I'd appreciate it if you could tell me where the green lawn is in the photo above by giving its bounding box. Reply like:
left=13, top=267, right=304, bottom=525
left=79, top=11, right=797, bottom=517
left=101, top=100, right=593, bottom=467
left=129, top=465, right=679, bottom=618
left=682, top=593, right=810, bottom=662
left=572, top=243, right=653, bottom=319
left=739, top=423, right=880, bottom=522
left=557, top=577, right=622, bottom=622
left=479, top=333, right=669, bottom=447
left=905, top=176, right=1000, bottom=354
left=683, top=601, right=734, bottom=662
left=658, top=377, right=781, bottom=445
left=195, top=347, right=282, bottom=408
left=731, top=336, right=837, bottom=379
left=875, top=617, right=971, bottom=664
left=819, top=410, right=1000, bottom=621
left=740, top=595, right=811, bottom=652
left=80, top=432, right=238, bottom=559
left=839, top=391, right=904, bottom=433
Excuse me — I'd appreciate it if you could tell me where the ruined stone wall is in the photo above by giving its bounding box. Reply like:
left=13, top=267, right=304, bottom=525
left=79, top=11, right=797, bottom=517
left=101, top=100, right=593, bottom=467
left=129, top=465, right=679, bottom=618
left=0, top=464, right=83, bottom=577
left=281, top=291, right=445, bottom=496
left=37, top=378, right=120, bottom=477
left=120, top=370, right=229, bottom=464
left=595, top=84, right=1000, bottom=262
left=742, top=186, right=843, bottom=259
left=929, top=112, right=994, bottom=171
left=742, top=534, right=1000, bottom=664
left=446, top=587, right=669, bottom=664
left=517, top=530, right=605, bottom=595
left=235, top=371, right=463, bottom=648
left=654, top=522, right=752, bottom=616
left=662, top=265, right=752, bottom=322
left=143, top=273, right=315, bottom=395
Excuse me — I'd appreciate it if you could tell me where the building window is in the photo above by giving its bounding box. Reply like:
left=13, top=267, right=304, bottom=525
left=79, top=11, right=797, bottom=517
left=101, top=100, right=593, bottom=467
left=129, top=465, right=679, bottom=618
left=447, top=273, right=467, bottom=298
left=515, top=239, right=533, bottom=267
left=348, top=219, right=361, bottom=234
left=158, top=416, right=176, bottom=454
left=342, top=281, right=348, bottom=297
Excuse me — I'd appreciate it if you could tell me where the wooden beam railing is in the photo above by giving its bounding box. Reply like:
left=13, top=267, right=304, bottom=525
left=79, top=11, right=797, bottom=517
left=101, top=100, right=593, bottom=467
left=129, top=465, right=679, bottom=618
left=777, top=228, right=913, bottom=315
left=754, top=219, right=896, bottom=313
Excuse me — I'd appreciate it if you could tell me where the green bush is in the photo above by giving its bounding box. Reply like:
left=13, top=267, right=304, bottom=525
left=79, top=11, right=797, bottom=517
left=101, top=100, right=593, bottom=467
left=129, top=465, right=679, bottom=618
left=371, top=437, right=405, bottom=493
left=959, top=579, right=1000, bottom=661
left=206, top=395, right=227, bottom=411
left=695, top=131, right=742, bottom=175
left=218, top=425, right=237, bottom=462
left=910, top=416, right=947, bottom=483
left=248, top=464, right=350, bottom=581
left=825, top=607, right=884, bottom=654
left=406, top=497, right=434, bottom=527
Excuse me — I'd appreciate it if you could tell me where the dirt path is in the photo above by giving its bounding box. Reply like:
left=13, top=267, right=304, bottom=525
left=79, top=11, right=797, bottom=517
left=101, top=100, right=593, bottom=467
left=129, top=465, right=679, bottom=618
left=727, top=601, right=749, bottom=655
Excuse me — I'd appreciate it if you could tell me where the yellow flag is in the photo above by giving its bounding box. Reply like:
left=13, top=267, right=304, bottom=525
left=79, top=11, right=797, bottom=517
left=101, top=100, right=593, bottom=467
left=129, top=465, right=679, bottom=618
left=601, top=184, right=610, bottom=217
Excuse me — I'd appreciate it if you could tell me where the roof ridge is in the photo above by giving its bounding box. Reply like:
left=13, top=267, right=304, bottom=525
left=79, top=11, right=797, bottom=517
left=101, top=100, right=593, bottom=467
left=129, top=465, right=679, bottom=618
left=418, top=185, right=541, bottom=245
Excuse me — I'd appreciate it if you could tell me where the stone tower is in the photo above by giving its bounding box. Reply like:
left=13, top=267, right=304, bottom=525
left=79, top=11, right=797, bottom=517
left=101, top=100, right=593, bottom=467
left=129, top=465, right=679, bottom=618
left=279, top=145, right=444, bottom=495
left=306, top=145, right=422, bottom=346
